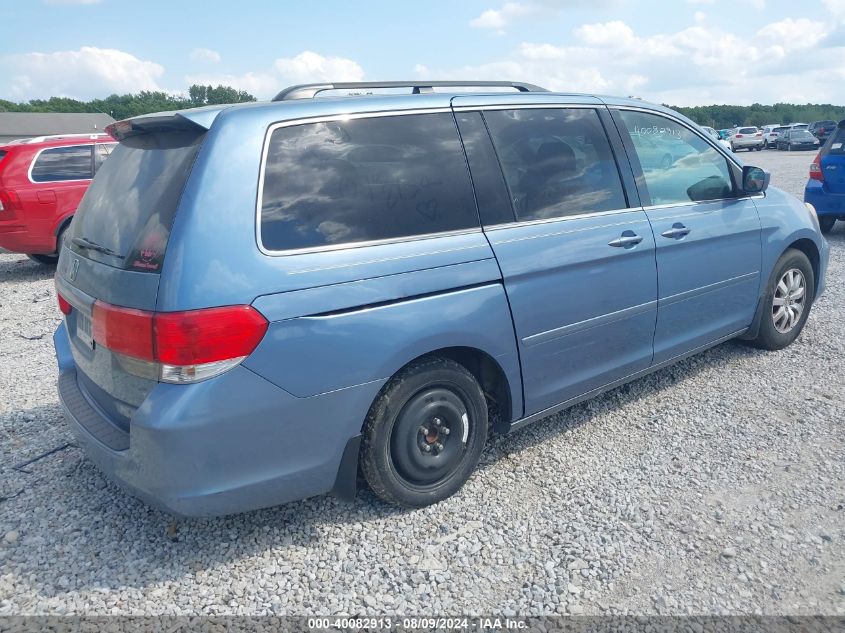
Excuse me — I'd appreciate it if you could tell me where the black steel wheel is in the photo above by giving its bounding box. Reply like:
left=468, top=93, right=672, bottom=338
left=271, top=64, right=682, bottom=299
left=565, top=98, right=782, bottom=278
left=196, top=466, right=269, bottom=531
left=360, top=357, right=488, bottom=507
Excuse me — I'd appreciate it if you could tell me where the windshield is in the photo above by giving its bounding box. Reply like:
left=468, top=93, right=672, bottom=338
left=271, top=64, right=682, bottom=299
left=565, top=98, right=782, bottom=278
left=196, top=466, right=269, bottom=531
left=69, top=129, right=204, bottom=272
left=792, top=131, right=814, bottom=140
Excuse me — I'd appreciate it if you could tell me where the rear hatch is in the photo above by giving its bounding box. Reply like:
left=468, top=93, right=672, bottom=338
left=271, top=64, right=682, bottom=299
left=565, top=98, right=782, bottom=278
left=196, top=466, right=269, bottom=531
left=56, top=115, right=207, bottom=426
left=821, top=123, right=845, bottom=195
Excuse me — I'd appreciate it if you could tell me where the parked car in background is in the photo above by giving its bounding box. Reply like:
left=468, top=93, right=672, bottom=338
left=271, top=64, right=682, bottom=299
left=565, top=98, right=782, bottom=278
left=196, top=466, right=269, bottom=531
left=790, top=123, right=810, bottom=131
left=0, top=133, right=115, bottom=265
left=731, top=126, right=764, bottom=151
left=53, top=81, right=828, bottom=516
left=718, top=129, right=733, bottom=141
left=805, top=119, right=845, bottom=234
left=778, top=129, right=820, bottom=151
left=809, top=120, right=837, bottom=144
left=702, top=125, right=732, bottom=152
left=762, top=125, right=788, bottom=149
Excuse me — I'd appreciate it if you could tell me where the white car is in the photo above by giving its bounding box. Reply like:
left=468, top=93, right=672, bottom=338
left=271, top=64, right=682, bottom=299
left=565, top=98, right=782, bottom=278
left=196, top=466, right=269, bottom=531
left=701, top=125, right=733, bottom=152
left=761, top=124, right=787, bottom=149
left=730, top=126, right=765, bottom=152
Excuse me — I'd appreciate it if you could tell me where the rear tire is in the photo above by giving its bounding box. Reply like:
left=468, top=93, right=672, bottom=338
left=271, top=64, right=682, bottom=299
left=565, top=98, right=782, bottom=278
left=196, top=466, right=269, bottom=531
left=819, top=216, right=836, bottom=234
left=744, top=249, right=814, bottom=351
left=360, top=357, right=488, bottom=508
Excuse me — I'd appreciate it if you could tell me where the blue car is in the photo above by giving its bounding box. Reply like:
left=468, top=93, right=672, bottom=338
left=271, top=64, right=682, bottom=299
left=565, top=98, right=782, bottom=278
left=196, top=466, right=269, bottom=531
left=805, top=119, right=845, bottom=234
left=53, top=81, right=829, bottom=516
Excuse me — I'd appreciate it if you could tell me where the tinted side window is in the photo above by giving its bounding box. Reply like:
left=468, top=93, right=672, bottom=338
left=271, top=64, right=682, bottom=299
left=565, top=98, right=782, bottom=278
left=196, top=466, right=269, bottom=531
left=31, top=145, right=93, bottom=182
left=483, top=108, right=627, bottom=222
left=454, top=111, right=515, bottom=226
left=260, top=113, right=478, bottom=252
left=619, top=110, right=734, bottom=206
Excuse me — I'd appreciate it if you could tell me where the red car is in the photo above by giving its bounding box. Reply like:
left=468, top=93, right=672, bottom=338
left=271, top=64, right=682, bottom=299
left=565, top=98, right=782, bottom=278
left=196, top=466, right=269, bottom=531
left=0, top=133, right=115, bottom=265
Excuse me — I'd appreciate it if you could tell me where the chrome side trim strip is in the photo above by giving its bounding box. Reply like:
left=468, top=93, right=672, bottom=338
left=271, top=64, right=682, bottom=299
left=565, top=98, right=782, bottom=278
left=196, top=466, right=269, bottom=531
left=26, top=143, right=94, bottom=185
left=509, top=327, right=748, bottom=432
left=660, top=272, right=759, bottom=307
left=482, top=206, right=640, bottom=232
left=522, top=300, right=658, bottom=348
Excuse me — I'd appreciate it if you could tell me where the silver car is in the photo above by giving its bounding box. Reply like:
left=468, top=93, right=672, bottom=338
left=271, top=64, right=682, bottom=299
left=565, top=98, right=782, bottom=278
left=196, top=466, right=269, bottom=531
left=731, top=126, right=764, bottom=151
left=762, top=124, right=787, bottom=149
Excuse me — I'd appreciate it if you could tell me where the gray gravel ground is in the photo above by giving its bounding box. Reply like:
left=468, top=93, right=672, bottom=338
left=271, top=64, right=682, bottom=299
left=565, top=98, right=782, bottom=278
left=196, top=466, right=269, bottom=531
left=0, top=149, right=843, bottom=616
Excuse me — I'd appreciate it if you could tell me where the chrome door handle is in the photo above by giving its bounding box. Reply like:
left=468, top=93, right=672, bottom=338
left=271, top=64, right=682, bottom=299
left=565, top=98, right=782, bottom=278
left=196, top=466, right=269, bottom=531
left=661, top=223, right=691, bottom=239
left=608, top=233, right=644, bottom=248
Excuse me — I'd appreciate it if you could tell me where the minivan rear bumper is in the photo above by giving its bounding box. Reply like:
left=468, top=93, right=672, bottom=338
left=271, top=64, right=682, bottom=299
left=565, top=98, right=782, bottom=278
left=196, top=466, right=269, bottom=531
left=54, top=324, right=383, bottom=517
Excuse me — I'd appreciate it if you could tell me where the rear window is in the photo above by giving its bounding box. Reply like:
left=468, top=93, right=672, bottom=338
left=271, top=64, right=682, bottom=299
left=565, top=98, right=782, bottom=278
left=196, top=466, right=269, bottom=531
left=738, top=128, right=757, bottom=134
left=822, top=126, right=845, bottom=156
left=69, top=130, right=204, bottom=272
left=30, top=145, right=93, bottom=182
left=259, top=113, right=478, bottom=252
left=774, top=127, right=788, bottom=133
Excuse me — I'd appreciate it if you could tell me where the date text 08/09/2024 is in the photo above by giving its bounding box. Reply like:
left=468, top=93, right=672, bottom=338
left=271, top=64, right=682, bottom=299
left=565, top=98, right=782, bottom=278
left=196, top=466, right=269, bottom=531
left=307, top=617, right=529, bottom=630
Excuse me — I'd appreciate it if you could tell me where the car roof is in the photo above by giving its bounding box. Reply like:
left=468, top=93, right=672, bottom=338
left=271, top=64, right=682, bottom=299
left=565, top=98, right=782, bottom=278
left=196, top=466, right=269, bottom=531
left=0, top=133, right=114, bottom=151
left=111, top=88, right=698, bottom=142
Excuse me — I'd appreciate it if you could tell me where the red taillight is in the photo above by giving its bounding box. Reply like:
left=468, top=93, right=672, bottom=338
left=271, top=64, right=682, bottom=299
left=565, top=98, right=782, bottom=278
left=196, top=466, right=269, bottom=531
left=736, top=134, right=743, bottom=138
left=92, top=302, right=155, bottom=361
left=57, top=291, right=72, bottom=316
left=91, top=301, right=268, bottom=369
left=155, top=306, right=268, bottom=365
left=810, top=154, right=824, bottom=181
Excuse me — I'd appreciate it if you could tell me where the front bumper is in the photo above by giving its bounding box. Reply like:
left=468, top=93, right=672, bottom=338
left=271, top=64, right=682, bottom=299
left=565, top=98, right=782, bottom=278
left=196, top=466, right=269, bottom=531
left=54, top=325, right=380, bottom=517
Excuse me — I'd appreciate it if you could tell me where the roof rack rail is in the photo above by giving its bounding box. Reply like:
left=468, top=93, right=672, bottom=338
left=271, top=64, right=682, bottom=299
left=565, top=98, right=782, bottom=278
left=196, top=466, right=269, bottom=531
left=272, top=80, right=547, bottom=102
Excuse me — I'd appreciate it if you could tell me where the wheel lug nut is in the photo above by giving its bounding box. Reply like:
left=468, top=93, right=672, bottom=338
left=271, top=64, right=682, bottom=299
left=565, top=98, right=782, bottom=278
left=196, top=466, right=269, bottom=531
left=419, top=426, right=429, bottom=435
left=422, top=444, right=432, bottom=453
left=433, top=417, right=442, bottom=426
left=434, top=442, right=444, bottom=451
left=442, top=427, right=450, bottom=435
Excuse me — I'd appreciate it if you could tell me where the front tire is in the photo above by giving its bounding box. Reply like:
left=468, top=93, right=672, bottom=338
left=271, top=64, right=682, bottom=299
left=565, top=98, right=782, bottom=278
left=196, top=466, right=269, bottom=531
left=360, top=357, right=489, bottom=508
left=745, top=249, right=815, bottom=351
left=819, top=216, right=836, bottom=234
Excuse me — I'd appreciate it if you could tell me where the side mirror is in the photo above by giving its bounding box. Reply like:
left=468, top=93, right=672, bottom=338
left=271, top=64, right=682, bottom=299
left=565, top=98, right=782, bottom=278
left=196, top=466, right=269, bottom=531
left=742, top=165, right=770, bottom=194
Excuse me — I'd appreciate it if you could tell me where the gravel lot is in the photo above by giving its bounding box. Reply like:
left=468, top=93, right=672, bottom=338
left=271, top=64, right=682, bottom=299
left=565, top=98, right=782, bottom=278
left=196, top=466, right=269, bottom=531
left=1, top=149, right=843, bottom=616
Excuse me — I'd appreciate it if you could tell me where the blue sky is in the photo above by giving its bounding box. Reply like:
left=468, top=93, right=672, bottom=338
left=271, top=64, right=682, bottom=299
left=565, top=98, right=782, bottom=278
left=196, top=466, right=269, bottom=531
left=1, top=0, right=844, bottom=106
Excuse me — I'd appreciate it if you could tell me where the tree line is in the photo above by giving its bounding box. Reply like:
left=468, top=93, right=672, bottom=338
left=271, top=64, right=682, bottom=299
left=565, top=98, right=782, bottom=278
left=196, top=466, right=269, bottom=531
left=671, top=103, right=845, bottom=129
left=1, top=86, right=843, bottom=129
left=0, top=85, right=256, bottom=121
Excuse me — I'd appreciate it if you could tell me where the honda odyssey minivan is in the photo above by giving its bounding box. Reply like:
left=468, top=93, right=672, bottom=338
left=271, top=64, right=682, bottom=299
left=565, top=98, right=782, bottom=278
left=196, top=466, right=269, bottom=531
left=54, top=81, right=829, bottom=516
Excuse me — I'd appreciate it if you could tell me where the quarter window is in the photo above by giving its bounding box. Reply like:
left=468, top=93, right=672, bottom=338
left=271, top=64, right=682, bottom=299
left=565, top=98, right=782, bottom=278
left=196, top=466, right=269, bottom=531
left=94, top=143, right=117, bottom=174
left=619, top=110, right=734, bottom=205
left=260, top=113, right=478, bottom=252
left=483, top=108, right=627, bottom=222
left=30, top=145, right=93, bottom=182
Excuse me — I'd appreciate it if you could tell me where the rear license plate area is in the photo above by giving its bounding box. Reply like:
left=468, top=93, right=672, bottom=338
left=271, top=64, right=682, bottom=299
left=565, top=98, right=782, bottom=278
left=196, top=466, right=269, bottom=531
left=75, top=312, right=94, bottom=350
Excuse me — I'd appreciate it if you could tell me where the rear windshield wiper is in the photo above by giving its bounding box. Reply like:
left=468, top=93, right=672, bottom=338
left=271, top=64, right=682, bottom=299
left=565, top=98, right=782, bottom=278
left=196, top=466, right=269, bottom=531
left=72, top=236, right=125, bottom=260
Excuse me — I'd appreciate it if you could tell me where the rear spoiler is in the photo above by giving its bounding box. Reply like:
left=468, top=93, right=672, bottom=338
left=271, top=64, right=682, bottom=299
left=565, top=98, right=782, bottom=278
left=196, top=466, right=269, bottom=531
left=106, top=106, right=226, bottom=141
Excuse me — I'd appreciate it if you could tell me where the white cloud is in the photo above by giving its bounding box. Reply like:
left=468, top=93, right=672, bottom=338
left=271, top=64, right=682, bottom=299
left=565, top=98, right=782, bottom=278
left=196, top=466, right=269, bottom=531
left=824, top=0, right=845, bottom=17
left=420, top=16, right=845, bottom=106
left=757, top=18, right=828, bottom=49
left=470, top=2, right=533, bottom=32
left=189, top=48, right=221, bottom=64
left=1, top=46, right=164, bottom=100
left=185, top=51, right=364, bottom=99
left=469, top=0, right=615, bottom=33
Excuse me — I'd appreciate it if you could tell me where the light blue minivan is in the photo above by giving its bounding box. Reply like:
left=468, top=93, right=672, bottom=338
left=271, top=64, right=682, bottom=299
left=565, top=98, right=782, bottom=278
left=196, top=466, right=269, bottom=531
left=53, top=81, right=829, bottom=516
